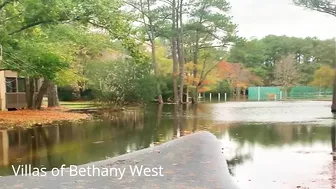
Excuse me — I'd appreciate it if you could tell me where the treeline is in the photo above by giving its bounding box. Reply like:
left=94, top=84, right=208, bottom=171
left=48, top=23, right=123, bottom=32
left=228, top=35, right=335, bottom=86
left=0, top=0, right=334, bottom=108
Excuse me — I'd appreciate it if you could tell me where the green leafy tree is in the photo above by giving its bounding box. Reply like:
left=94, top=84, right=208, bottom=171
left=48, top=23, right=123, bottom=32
left=310, top=65, right=334, bottom=89
left=183, top=0, right=237, bottom=103
left=85, top=58, right=157, bottom=106
left=1, top=0, right=150, bottom=109
left=228, top=35, right=335, bottom=85
left=293, top=0, right=336, bottom=111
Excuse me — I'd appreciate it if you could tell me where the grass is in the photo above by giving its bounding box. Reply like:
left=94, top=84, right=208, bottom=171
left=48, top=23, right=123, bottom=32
left=59, top=101, right=97, bottom=109
left=42, top=98, right=98, bottom=110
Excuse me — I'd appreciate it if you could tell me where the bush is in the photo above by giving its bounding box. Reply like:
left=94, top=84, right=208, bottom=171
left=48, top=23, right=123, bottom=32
left=85, top=59, right=157, bottom=105
left=81, top=89, right=95, bottom=101
left=160, top=75, right=174, bottom=101
left=58, top=86, right=77, bottom=101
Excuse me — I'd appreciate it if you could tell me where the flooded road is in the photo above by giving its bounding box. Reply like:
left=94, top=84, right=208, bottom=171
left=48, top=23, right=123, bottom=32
left=0, top=101, right=335, bottom=188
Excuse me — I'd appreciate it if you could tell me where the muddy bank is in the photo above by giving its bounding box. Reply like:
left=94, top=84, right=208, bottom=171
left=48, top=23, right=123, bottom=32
left=0, top=131, right=240, bottom=189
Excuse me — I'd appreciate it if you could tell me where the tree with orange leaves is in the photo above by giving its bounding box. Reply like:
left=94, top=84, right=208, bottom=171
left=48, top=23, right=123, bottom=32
left=217, top=61, right=262, bottom=96
left=184, top=48, right=225, bottom=102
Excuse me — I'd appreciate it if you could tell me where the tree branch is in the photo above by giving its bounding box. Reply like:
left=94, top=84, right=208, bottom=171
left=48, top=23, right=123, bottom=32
left=198, top=45, right=227, bottom=49
left=8, top=20, right=53, bottom=35
left=293, top=0, right=336, bottom=17
left=8, top=16, right=77, bottom=35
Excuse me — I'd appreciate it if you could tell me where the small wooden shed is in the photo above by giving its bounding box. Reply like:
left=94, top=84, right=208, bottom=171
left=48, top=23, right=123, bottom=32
left=0, top=70, right=41, bottom=111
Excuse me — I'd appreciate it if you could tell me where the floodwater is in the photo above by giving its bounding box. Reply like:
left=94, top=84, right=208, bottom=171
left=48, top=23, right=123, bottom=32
left=0, top=101, right=335, bottom=189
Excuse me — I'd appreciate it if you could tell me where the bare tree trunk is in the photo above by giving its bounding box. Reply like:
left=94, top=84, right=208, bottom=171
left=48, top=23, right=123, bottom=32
left=192, top=31, right=199, bottom=104
left=48, top=82, right=60, bottom=108
left=177, top=0, right=185, bottom=104
left=144, top=0, right=163, bottom=104
left=150, top=41, right=163, bottom=104
left=332, top=69, right=336, bottom=112
left=172, top=0, right=179, bottom=104
left=34, top=79, right=52, bottom=110
left=26, top=77, right=36, bottom=109
left=186, top=85, right=189, bottom=103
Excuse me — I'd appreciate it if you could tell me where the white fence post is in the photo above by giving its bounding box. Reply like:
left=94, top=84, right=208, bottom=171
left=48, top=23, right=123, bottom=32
left=209, top=93, right=212, bottom=101
left=225, top=93, right=227, bottom=102
left=218, top=93, right=221, bottom=101
left=257, top=86, right=261, bottom=101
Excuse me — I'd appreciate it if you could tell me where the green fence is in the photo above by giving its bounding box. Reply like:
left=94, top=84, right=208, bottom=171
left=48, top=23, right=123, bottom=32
left=248, top=86, right=332, bottom=101
left=248, top=87, right=281, bottom=101
left=289, top=86, right=332, bottom=99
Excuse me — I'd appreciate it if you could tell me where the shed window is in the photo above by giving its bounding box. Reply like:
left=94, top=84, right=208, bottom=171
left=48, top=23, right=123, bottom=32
left=6, top=77, right=17, bottom=93
left=18, top=78, right=26, bottom=92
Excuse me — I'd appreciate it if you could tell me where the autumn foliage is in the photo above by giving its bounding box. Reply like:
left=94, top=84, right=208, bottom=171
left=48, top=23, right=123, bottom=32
left=183, top=60, right=262, bottom=93
left=217, top=61, right=262, bottom=89
left=0, top=110, right=90, bottom=128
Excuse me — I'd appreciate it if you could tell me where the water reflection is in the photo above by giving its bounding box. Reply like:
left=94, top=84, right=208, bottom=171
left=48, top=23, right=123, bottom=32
left=332, top=119, right=336, bottom=189
left=0, top=103, right=334, bottom=188
left=332, top=121, right=335, bottom=160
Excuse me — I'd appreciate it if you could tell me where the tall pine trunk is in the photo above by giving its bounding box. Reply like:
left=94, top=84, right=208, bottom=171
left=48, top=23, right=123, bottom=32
left=150, top=42, right=163, bottom=104
left=172, top=0, right=179, bottom=104
left=192, top=30, right=199, bottom=104
left=146, top=0, right=163, bottom=104
left=48, top=82, right=60, bottom=108
left=332, top=69, right=336, bottom=112
left=177, top=0, right=185, bottom=104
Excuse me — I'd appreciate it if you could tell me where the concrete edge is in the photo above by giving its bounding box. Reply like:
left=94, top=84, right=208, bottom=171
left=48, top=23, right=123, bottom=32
left=82, top=131, right=217, bottom=167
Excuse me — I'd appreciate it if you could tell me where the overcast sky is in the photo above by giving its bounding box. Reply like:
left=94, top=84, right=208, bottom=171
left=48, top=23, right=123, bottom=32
left=227, top=0, right=336, bottom=39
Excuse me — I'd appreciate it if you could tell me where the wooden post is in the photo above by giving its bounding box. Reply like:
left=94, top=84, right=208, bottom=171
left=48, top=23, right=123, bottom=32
left=257, top=86, right=261, bottom=101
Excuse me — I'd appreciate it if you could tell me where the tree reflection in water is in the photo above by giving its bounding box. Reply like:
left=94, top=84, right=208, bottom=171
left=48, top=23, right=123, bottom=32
left=226, top=152, right=251, bottom=176
left=331, top=116, right=335, bottom=188
left=0, top=104, right=334, bottom=181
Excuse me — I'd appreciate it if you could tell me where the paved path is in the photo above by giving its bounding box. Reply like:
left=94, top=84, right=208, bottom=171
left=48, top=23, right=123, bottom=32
left=0, top=131, right=240, bottom=189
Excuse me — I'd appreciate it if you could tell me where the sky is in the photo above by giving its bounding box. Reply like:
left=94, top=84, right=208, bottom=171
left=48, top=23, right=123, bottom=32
left=227, top=0, right=336, bottom=39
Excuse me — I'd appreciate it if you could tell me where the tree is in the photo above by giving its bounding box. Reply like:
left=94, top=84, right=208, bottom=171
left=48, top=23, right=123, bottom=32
left=1, top=0, right=150, bottom=109
left=293, top=0, right=336, bottom=111
left=3, top=30, right=70, bottom=109
left=85, top=58, right=157, bottom=106
left=218, top=61, right=262, bottom=96
left=228, top=35, right=335, bottom=86
left=293, top=0, right=336, bottom=16
left=183, top=0, right=237, bottom=103
left=124, top=0, right=167, bottom=104
left=310, top=65, right=334, bottom=92
left=274, top=54, right=300, bottom=97
left=184, top=48, right=224, bottom=98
